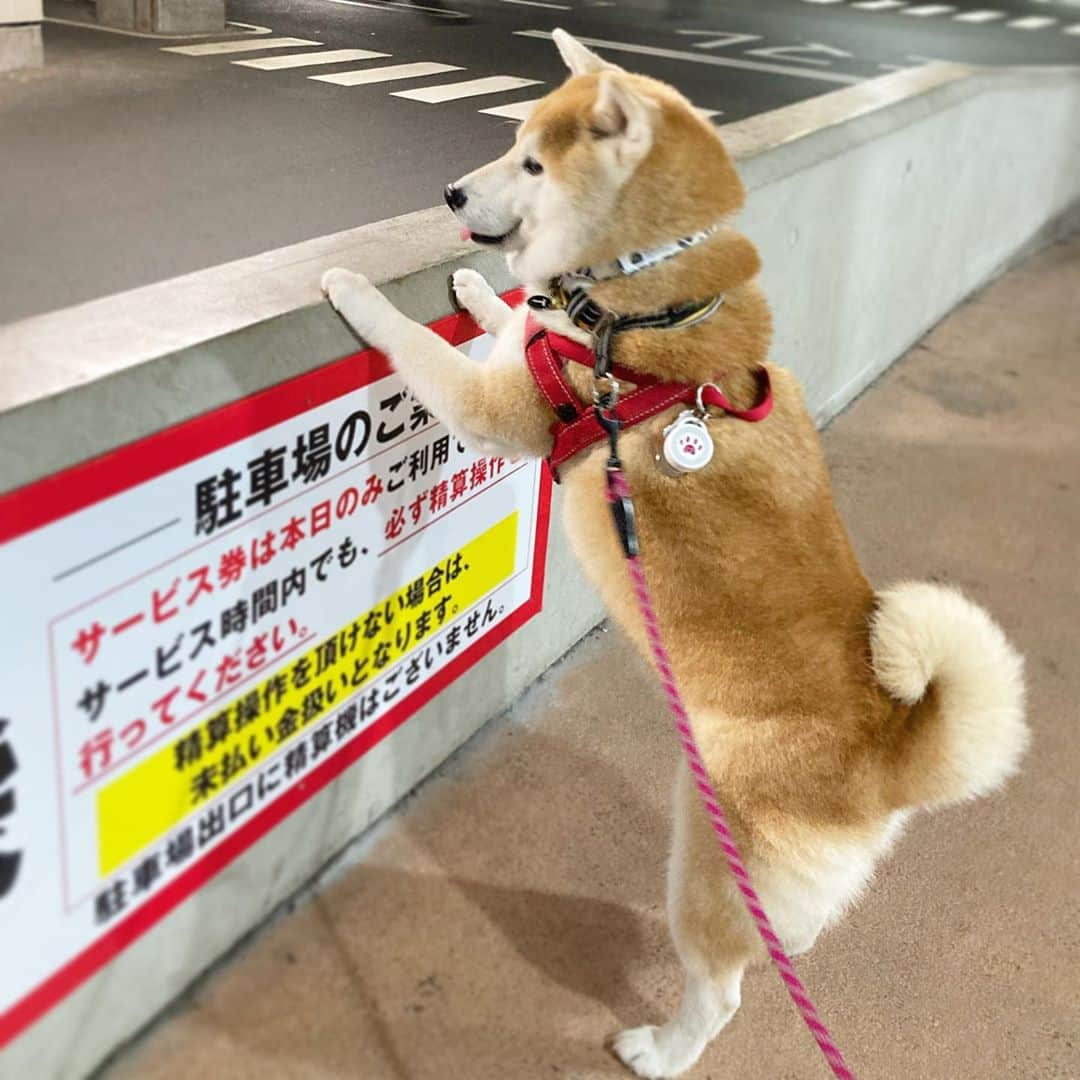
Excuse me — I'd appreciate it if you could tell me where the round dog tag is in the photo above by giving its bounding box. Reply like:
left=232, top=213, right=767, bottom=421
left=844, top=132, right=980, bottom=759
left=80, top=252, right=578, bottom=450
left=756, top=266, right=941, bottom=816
left=662, top=412, right=714, bottom=474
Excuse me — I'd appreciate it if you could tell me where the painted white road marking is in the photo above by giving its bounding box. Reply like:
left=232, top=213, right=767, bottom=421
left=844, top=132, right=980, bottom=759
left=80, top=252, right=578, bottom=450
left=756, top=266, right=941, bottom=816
left=901, top=4, right=955, bottom=14
left=393, top=75, right=542, bottom=102
left=1065, top=24, right=1080, bottom=35
left=480, top=98, right=543, bottom=120
left=500, top=0, right=572, bottom=8
left=676, top=30, right=763, bottom=49
left=311, top=62, right=463, bottom=85
left=480, top=97, right=726, bottom=126
left=51, top=14, right=276, bottom=37
left=514, top=30, right=861, bottom=84
left=953, top=9, right=1004, bottom=22
left=480, top=97, right=726, bottom=124
left=226, top=21, right=273, bottom=33
left=800, top=0, right=845, bottom=5
left=319, top=0, right=470, bottom=19
left=745, top=42, right=853, bottom=66
left=852, top=0, right=907, bottom=8
left=233, top=48, right=390, bottom=69
left=1006, top=15, right=1057, bottom=28
left=163, top=37, right=321, bottom=55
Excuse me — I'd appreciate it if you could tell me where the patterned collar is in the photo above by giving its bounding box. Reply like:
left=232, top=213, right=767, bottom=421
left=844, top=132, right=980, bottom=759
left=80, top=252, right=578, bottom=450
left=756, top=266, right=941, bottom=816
left=565, top=224, right=720, bottom=287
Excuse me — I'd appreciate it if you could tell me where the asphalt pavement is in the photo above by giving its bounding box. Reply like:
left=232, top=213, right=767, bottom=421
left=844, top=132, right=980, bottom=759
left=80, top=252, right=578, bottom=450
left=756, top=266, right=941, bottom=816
left=2, top=0, right=1078, bottom=323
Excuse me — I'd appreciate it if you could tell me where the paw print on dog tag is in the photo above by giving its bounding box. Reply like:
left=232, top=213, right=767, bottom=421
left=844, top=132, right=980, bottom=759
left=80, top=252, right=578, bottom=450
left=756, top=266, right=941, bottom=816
left=662, top=412, right=714, bottom=474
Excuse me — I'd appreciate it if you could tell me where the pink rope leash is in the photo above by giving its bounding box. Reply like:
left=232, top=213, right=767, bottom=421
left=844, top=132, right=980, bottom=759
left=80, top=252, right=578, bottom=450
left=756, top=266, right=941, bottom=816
left=607, top=467, right=856, bottom=1080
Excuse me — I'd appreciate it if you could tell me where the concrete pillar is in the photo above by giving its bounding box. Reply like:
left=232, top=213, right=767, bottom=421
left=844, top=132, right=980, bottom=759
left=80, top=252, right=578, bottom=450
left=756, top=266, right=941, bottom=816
left=97, top=0, right=225, bottom=35
left=0, top=0, right=42, bottom=73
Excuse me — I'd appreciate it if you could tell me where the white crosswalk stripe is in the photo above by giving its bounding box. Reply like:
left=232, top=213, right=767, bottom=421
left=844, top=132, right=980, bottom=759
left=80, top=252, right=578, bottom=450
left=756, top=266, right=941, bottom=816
left=311, top=62, right=463, bottom=86
left=500, top=0, right=572, bottom=8
left=163, top=37, right=320, bottom=56
left=953, top=10, right=1005, bottom=22
left=799, top=0, right=845, bottom=4
left=160, top=33, right=547, bottom=116
left=232, top=48, right=390, bottom=70
left=394, top=76, right=542, bottom=103
left=902, top=5, right=955, bottom=15
left=1006, top=15, right=1057, bottom=28
left=479, top=99, right=722, bottom=121
left=1065, top=24, right=1080, bottom=35
left=480, top=98, right=544, bottom=120
left=852, top=1, right=907, bottom=9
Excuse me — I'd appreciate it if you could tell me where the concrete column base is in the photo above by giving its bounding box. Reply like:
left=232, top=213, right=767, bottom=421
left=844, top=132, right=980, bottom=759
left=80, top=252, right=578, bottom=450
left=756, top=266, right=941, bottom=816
left=0, top=23, right=42, bottom=71
left=97, top=0, right=225, bottom=34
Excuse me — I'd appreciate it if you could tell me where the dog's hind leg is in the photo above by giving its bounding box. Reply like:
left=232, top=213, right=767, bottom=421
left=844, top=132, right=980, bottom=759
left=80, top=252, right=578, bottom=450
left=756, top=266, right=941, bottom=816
left=613, top=961, right=744, bottom=1080
left=451, top=268, right=513, bottom=335
left=613, top=763, right=755, bottom=1079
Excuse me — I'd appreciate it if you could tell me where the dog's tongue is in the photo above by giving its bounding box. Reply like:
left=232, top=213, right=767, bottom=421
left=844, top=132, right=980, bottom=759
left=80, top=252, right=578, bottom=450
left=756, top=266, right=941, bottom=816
left=460, top=227, right=472, bottom=242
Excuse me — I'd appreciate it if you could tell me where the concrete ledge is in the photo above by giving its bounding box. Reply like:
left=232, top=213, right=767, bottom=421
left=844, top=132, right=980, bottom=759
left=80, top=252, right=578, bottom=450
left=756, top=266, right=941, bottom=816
left=3, top=62, right=1079, bottom=487
left=2, top=61, right=1079, bottom=1080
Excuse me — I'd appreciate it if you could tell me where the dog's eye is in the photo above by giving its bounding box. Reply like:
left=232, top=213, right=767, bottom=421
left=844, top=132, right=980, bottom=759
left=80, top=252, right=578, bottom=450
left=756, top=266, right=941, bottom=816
left=522, top=156, right=544, bottom=176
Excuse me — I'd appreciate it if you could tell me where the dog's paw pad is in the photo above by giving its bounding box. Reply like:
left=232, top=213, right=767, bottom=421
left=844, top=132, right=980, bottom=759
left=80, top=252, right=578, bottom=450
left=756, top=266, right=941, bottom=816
left=612, top=1026, right=670, bottom=1079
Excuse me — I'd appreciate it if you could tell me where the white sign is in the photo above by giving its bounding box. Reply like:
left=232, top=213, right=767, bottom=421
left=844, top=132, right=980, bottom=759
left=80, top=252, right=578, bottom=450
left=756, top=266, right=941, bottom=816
left=0, top=300, right=550, bottom=1044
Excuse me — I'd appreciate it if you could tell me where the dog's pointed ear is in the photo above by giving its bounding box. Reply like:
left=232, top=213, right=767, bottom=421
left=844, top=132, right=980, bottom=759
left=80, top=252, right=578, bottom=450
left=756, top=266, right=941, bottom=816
left=553, top=28, right=619, bottom=75
left=591, top=72, right=656, bottom=168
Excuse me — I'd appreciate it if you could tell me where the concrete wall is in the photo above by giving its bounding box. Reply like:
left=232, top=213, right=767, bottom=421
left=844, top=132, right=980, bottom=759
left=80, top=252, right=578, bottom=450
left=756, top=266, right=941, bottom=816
left=0, top=0, right=42, bottom=73
left=97, top=0, right=224, bottom=35
left=1, top=62, right=1078, bottom=1080
left=0, top=0, right=42, bottom=23
left=726, top=64, right=1080, bottom=423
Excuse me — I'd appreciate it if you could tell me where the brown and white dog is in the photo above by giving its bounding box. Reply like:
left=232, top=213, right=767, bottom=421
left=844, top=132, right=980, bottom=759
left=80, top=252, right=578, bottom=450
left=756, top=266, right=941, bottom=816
left=322, top=30, right=1029, bottom=1079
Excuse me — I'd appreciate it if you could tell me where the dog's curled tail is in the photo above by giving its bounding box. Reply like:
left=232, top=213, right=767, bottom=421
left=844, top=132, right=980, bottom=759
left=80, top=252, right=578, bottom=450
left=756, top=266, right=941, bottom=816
left=871, top=582, right=1029, bottom=810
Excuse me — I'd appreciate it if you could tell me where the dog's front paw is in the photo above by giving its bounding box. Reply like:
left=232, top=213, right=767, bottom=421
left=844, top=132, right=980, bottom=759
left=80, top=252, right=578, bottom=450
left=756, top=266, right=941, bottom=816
left=321, top=267, right=401, bottom=347
left=612, top=1026, right=675, bottom=1079
left=321, top=267, right=375, bottom=312
left=451, top=267, right=495, bottom=311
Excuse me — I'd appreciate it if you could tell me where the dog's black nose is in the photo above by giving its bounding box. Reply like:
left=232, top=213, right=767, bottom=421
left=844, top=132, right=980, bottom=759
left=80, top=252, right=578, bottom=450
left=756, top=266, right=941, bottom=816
left=444, top=184, right=468, bottom=211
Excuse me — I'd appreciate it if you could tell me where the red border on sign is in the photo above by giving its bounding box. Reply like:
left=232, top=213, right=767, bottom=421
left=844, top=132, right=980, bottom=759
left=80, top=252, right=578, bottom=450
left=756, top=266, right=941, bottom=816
left=0, top=289, right=551, bottom=1047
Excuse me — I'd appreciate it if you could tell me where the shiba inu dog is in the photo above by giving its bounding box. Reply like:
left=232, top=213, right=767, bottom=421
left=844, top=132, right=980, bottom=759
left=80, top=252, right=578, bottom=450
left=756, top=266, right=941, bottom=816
left=321, top=30, right=1029, bottom=1079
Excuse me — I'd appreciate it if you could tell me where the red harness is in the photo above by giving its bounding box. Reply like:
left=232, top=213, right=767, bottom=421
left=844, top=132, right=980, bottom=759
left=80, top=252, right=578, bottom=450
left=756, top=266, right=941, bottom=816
left=523, top=313, right=774, bottom=480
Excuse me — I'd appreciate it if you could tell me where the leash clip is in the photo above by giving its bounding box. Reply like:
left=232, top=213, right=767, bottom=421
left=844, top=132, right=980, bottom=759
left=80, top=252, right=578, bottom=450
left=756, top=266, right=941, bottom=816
left=595, top=403, right=621, bottom=463
left=596, top=407, right=640, bottom=559
left=592, top=374, right=621, bottom=408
